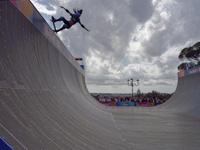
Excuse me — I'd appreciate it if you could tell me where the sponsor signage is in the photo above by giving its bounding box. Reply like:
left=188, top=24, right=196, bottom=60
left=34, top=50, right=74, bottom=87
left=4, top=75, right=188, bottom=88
left=178, top=66, right=200, bottom=78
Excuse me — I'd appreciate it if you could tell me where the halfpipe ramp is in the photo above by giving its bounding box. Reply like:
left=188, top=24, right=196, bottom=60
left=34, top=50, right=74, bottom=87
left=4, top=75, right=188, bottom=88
left=0, top=0, right=200, bottom=149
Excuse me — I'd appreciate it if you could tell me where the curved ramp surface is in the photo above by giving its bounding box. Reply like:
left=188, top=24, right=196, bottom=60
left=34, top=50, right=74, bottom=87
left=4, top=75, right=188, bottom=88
left=0, top=1, right=200, bottom=150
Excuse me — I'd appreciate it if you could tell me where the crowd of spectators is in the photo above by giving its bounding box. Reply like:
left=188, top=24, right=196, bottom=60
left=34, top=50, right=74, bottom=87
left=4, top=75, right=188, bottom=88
left=92, top=95, right=168, bottom=106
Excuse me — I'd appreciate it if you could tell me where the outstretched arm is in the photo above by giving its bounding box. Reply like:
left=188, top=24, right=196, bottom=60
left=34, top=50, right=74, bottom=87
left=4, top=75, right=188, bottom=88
left=79, top=22, right=90, bottom=32
left=60, top=6, right=71, bottom=14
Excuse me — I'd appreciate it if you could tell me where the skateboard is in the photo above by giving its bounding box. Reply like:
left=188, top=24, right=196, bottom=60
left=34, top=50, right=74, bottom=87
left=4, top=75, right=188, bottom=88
left=50, top=16, right=57, bottom=33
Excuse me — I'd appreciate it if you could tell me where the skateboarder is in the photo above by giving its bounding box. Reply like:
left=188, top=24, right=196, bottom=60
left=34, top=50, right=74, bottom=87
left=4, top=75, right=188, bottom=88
left=51, top=6, right=90, bottom=33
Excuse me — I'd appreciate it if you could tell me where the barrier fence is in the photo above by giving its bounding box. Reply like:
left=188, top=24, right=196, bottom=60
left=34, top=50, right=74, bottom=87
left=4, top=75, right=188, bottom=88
left=99, top=101, right=162, bottom=107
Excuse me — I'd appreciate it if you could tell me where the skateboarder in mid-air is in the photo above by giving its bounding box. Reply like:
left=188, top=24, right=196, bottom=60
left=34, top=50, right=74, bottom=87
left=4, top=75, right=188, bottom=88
left=51, top=6, right=90, bottom=33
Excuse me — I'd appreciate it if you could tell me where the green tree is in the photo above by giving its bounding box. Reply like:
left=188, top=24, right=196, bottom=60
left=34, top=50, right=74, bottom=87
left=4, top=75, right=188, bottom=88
left=135, top=93, right=144, bottom=98
left=146, top=90, right=159, bottom=99
left=178, top=41, right=200, bottom=71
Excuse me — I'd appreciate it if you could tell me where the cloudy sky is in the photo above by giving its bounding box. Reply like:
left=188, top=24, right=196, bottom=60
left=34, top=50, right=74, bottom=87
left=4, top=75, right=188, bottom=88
left=30, top=0, right=200, bottom=94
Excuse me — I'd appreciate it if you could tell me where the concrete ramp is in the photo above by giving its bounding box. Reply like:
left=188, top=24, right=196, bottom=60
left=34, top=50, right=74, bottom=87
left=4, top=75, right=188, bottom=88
left=0, top=0, right=200, bottom=149
left=159, top=70, right=200, bottom=116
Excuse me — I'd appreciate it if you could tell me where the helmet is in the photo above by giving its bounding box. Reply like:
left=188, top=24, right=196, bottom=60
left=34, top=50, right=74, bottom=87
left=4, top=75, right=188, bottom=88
left=75, top=12, right=81, bottom=18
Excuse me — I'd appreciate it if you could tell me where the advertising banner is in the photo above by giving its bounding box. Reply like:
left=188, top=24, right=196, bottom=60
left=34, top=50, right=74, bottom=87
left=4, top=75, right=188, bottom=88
left=0, top=137, right=14, bottom=150
left=178, top=66, right=200, bottom=78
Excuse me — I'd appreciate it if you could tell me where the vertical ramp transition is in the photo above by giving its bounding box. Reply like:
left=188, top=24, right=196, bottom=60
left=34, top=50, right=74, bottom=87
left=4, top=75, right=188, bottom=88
left=158, top=66, right=200, bottom=116
left=0, top=0, right=200, bottom=149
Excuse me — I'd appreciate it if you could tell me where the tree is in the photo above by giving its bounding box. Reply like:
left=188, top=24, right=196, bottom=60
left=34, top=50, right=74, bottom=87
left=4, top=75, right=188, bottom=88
left=135, top=93, right=144, bottom=98
left=178, top=41, right=200, bottom=71
left=146, top=90, right=159, bottom=99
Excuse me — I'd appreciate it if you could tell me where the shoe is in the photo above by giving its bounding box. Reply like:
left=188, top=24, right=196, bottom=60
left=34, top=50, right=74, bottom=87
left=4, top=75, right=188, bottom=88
left=51, top=16, right=56, bottom=22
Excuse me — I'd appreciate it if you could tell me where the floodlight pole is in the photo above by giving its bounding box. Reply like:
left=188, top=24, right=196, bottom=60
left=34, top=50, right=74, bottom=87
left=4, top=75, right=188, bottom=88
left=127, top=78, right=139, bottom=100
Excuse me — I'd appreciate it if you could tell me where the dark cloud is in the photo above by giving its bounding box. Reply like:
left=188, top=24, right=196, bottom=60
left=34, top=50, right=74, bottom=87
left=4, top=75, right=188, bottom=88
left=129, top=0, right=154, bottom=23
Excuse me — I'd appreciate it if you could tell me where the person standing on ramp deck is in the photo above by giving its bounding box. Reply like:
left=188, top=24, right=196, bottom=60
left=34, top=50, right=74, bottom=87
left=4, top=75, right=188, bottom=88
left=51, top=6, right=90, bottom=33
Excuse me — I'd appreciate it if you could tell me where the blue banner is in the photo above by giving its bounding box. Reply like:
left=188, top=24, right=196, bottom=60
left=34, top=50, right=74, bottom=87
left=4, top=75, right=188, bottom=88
left=0, top=137, right=14, bottom=150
